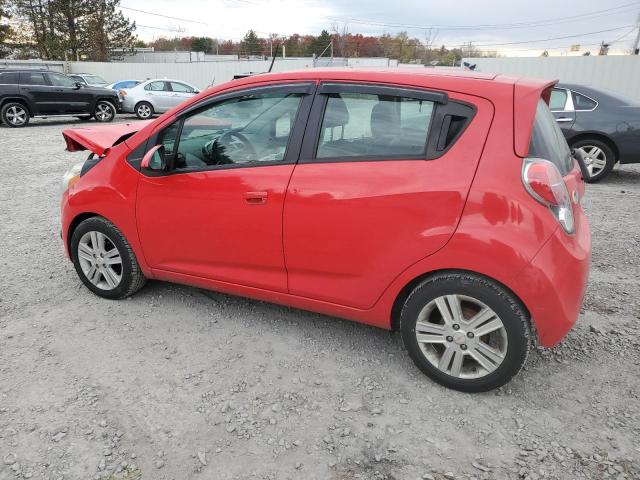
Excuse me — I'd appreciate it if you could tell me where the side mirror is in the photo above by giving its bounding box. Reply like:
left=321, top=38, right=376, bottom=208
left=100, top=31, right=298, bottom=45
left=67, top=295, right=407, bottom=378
left=193, top=89, right=200, bottom=94
left=75, top=82, right=83, bottom=89
left=141, top=145, right=167, bottom=171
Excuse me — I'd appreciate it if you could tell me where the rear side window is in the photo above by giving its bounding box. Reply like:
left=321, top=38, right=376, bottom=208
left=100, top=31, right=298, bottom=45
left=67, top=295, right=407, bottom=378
left=0, top=72, right=19, bottom=84
left=316, top=93, right=434, bottom=159
left=549, top=89, right=568, bottom=110
left=145, top=81, right=167, bottom=91
left=20, top=72, right=47, bottom=85
left=529, top=99, right=573, bottom=175
left=573, top=92, right=597, bottom=110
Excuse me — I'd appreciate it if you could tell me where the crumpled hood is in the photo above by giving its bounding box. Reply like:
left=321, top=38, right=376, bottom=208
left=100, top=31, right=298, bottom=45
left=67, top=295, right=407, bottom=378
left=62, top=120, right=152, bottom=156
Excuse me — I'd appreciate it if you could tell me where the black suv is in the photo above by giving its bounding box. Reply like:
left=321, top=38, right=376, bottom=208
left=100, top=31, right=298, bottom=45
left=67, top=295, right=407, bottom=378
left=0, top=69, right=120, bottom=128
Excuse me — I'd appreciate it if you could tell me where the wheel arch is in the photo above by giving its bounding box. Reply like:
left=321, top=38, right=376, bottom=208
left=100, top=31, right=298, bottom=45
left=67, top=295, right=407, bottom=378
left=567, top=132, right=619, bottom=162
left=0, top=97, right=34, bottom=117
left=67, top=212, right=102, bottom=254
left=390, top=268, right=533, bottom=336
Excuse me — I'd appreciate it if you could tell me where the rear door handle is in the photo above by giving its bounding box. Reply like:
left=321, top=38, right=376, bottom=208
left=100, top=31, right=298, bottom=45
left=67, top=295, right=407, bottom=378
left=243, top=191, right=268, bottom=205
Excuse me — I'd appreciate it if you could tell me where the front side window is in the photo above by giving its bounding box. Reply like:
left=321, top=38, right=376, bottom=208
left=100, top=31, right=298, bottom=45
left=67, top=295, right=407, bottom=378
left=145, top=81, right=166, bottom=92
left=170, top=82, right=194, bottom=93
left=549, top=89, right=568, bottom=111
left=84, top=75, right=107, bottom=84
left=167, top=91, right=303, bottom=171
left=48, top=73, right=78, bottom=88
left=21, top=72, right=47, bottom=86
left=316, top=93, right=434, bottom=159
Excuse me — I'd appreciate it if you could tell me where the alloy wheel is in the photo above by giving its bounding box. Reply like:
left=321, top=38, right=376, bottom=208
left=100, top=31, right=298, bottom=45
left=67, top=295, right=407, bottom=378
left=137, top=104, right=151, bottom=118
left=95, top=102, right=114, bottom=121
left=414, top=294, right=508, bottom=379
left=575, top=145, right=607, bottom=179
left=77, top=231, right=123, bottom=290
left=5, top=105, right=27, bottom=126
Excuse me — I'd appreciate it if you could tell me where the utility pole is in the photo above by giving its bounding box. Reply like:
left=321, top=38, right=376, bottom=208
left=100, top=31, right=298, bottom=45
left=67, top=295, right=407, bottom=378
left=633, top=13, right=640, bottom=55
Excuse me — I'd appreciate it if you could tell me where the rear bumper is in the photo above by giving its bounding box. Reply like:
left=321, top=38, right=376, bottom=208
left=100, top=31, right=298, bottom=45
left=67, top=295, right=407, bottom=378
left=512, top=210, right=591, bottom=347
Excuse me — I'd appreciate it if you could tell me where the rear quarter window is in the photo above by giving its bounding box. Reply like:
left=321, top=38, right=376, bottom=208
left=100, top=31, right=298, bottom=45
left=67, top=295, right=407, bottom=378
left=529, top=98, right=573, bottom=175
left=0, top=72, right=19, bottom=84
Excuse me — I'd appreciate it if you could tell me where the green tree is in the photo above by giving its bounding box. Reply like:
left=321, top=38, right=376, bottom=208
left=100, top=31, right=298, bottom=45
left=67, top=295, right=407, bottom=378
left=0, top=0, right=12, bottom=57
left=191, top=36, right=213, bottom=53
left=240, top=29, right=261, bottom=56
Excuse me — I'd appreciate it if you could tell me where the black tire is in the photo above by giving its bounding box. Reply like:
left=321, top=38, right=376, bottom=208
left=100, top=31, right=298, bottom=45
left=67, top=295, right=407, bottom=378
left=400, top=272, right=531, bottom=393
left=70, top=217, right=146, bottom=300
left=93, top=100, right=116, bottom=123
left=570, top=138, right=615, bottom=183
left=135, top=101, right=154, bottom=120
left=1, top=102, right=30, bottom=127
left=76, top=116, right=92, bottom=121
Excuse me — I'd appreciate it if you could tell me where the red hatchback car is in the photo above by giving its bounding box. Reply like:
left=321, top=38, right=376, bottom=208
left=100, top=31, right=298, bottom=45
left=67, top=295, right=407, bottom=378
left=60, top=69, right=591, bottom=392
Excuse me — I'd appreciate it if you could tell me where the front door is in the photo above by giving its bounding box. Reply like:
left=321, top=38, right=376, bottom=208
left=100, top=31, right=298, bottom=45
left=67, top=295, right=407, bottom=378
left=136, top=83, right=314, bottom=292
left=168, top=81, right=197, bottom=109
left=46, top=72, right=93, bottom=113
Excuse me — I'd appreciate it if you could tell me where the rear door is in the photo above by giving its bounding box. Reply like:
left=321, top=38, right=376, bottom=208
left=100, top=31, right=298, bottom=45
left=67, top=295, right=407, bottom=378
left=550, top=87, right=575, bottom=134
left=19, top=71, right=56, bottom=114
left=144, top=81, right=174, bottom=111
left=283, top=82, right=494, bottom=309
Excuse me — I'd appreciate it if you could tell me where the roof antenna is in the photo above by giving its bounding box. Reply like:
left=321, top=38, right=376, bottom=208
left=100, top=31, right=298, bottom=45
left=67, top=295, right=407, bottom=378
left=268, top=43, right=280, bottom=73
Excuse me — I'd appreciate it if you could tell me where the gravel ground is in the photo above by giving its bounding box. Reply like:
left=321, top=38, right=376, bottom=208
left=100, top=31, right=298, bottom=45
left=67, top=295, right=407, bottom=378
left=1, top=116, right=639, bottom=480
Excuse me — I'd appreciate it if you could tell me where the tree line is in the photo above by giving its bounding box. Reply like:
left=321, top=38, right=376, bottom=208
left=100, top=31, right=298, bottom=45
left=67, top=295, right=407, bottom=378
left=0, top=2, right=498, bottom=65
left=0, top=0, right=136, bottom=61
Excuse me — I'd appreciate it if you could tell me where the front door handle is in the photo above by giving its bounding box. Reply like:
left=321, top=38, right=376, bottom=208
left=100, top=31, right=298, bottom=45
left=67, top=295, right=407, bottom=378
left=555, top=117, right=573, bottom=123
left=243, top=191, right=268, bottom=205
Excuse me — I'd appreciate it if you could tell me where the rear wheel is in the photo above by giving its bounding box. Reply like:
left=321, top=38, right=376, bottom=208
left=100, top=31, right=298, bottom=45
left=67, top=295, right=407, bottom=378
left=135, top=101, right=154, bottom=119
left=1, top=102, right=30, bottom=127
left=70, top=217, right=146, bottom=299
left=93, top=100, right=116, bottom=122
left=571, top=139, right=615, bottom=183
left=400, top=272, right=531, bottom=392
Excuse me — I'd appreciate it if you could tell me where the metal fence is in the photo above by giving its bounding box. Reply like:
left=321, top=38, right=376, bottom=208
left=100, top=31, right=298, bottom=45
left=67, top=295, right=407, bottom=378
left=462, top=56, right=640, bottom=101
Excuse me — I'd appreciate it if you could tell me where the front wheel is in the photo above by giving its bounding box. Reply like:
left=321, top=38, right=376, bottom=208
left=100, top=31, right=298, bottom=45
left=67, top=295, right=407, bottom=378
left=70, top=217, right=146, bottom=299
left=93, top=100, right=116, bottom=122
left=400, top=272, right=531, bottom=392
left=571, top=139, right=615, bottom=183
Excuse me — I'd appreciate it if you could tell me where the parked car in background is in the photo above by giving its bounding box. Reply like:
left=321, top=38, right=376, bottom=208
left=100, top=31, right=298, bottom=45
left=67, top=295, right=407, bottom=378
left=106, top=79, right=141, bottom=90
left=59, top=69, right=591, bottom=392
left=550, top=83, right=640, bottom=182
left=119, top=78, right=200, bottom=119
left=69, top=73, right=109, bottom=88
left=0, top=69, right=119, bottom=127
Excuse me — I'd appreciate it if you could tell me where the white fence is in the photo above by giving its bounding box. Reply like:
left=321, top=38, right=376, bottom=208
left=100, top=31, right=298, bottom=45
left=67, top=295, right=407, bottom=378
left=463, top=56, right=640, bottom=101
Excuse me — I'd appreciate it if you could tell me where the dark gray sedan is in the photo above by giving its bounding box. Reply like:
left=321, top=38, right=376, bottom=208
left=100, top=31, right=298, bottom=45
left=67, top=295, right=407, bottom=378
left=550, top=83, right=640, bottom=182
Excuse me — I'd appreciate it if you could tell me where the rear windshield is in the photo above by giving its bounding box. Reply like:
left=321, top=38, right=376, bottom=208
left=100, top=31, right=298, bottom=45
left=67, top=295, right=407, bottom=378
left=529, top=98, right=573, bottom=175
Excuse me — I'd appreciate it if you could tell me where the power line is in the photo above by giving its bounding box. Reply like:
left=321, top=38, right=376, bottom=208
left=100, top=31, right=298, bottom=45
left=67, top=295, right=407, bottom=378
left=325, top=2, right=640, bottom=31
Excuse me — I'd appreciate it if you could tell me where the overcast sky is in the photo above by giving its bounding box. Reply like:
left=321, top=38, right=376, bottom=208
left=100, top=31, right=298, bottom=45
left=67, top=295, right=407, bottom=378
left=120, top=0, right=640, bottom=55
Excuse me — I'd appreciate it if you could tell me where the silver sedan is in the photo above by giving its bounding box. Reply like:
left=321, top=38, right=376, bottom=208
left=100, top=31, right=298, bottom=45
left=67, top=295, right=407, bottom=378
left=119, top=79, right=200, bottom=119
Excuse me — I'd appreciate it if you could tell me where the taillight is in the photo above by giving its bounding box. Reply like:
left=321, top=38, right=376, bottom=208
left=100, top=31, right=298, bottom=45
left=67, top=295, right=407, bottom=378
left=522, top=158, right=575, bottom=234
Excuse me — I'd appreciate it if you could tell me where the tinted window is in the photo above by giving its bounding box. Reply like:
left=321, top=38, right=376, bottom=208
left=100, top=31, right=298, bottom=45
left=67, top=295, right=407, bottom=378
left=0, top=72, right=19, bottom=84
left=170, top=82, right=194, bottom=93
left=145, top=81, right=167, bottom=91
left=69, top=75, right=85, bottom=84
left=169, top=92, right=303, bottom=170
left=549, top=89, right=568, bottom=110
left=48, top=73, right=77, bottom=87
left=573, top=92, right=597, bottom=110
left=21, top=72, right=47, bottom=86
left=316, top=93, right=434, bottom=159
left=529, top=99, right=573, bottom=175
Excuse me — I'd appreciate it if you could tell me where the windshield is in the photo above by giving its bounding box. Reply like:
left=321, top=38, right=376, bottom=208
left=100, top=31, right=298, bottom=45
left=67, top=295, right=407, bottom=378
left=529, top=98, right=573, bottom=175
